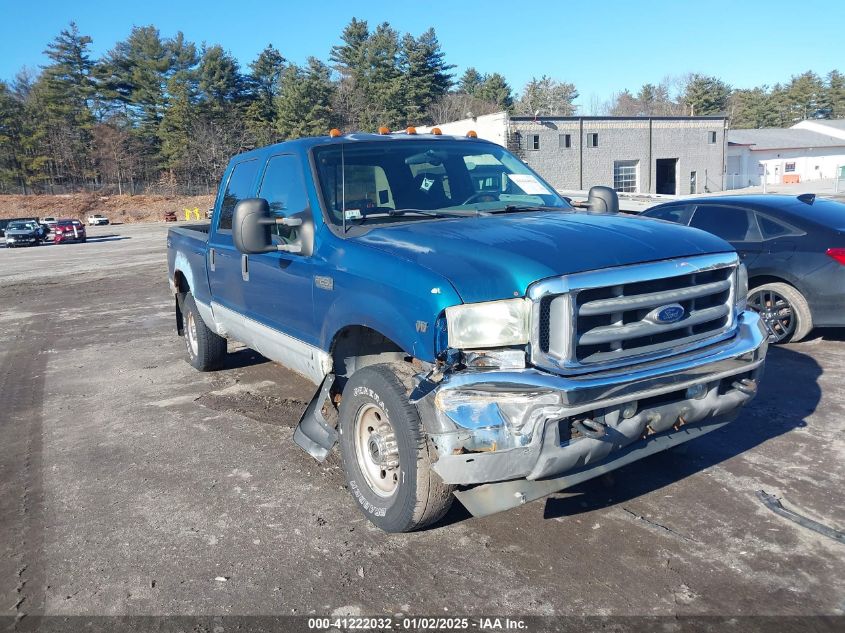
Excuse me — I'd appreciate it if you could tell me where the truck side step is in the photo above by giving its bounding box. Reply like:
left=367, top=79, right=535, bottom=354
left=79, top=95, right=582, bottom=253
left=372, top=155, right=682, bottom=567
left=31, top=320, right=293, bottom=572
left=293, top=374, right=337, bottom=461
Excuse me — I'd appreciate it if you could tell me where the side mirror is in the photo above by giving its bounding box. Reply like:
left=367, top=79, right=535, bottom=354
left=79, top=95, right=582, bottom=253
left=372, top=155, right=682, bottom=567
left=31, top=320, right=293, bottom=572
left=233, top=198, right=304, bottom=255
left=586, top=186, right=619, bottom=214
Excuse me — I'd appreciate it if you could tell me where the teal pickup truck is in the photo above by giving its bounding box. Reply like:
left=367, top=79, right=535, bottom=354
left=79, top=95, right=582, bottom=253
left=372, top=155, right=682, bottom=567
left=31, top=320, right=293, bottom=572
left=167, top=130, right=769, bottom=532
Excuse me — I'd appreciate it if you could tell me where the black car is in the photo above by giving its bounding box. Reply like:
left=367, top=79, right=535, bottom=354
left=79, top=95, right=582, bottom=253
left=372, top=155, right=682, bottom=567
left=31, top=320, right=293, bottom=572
left=641, top=194, right=845, bottom=343
left=4, top=219, right=45, bottom=248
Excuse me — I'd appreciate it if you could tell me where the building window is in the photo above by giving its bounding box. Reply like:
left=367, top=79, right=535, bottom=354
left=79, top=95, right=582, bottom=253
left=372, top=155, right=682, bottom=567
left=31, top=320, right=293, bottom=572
left=613, top=160, right=638, bottom=193
left=708, top=131, right=717, bottom=144
left=785, top=162, right=796, bottom=172
left=529, top=134, right=540, bottom=150
left=690, top=171, right=697, bottom=194
left=586, top=133, right=599, bottom=148
left=558, top=134, right=571, bottom=149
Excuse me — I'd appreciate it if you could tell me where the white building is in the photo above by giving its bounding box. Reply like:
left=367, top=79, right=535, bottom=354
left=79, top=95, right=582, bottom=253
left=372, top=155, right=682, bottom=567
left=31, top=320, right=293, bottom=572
left=726, top=120, right=845, bottom=189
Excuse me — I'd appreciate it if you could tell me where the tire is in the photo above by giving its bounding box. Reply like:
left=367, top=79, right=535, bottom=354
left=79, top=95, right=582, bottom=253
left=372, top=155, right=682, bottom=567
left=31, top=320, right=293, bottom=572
left=748, top=282, right=813, bottom=343
left=181, top=292, right=227, bottom=371
left=338, top=364, right=455, bottom=532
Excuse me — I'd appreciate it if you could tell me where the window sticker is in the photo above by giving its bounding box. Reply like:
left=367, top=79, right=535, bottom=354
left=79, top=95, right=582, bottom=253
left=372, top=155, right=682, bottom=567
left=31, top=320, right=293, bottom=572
left=507, top=173, right=551, bottom=195
left=344, top=208, right=362, bottom=220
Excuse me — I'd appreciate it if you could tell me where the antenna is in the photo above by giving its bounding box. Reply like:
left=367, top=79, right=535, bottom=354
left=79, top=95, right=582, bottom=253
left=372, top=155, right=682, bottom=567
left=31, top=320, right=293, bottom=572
left=341, top=144, right=347, bottom=233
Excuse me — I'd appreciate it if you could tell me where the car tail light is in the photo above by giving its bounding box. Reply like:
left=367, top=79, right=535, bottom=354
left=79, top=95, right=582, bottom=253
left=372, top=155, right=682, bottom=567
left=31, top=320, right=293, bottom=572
left=827, top=248, right=845, bottom=265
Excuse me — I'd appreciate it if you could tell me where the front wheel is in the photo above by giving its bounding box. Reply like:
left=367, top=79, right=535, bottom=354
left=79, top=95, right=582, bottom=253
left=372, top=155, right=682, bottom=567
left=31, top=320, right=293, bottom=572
left=748, top=282, right=813, bottom=343
left=338, top=364, right=455, bottom=532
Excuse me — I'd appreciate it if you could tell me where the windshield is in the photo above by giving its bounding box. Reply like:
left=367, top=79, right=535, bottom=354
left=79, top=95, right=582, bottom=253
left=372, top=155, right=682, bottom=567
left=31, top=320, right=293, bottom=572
left=8, top=221, right=37, bottom=230
left=313, top=140, right=570, bottom=226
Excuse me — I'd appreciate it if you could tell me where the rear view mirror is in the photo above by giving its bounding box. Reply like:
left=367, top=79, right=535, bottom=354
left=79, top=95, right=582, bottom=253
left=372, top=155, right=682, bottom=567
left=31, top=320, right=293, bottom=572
left=586, top=186, right=619, bottom=214
left=233, top=198, right=303, bottom=254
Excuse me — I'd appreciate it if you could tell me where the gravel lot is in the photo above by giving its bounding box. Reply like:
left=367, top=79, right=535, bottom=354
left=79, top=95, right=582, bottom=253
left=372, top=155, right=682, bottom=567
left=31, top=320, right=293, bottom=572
left=1, top=223, right=843, bottom=628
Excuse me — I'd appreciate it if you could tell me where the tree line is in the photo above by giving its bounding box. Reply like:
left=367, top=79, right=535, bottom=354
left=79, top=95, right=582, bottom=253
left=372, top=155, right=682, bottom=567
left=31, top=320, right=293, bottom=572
left=0, top=20, right=842, bottom=195
left=598, top=71, right=844, bottom=126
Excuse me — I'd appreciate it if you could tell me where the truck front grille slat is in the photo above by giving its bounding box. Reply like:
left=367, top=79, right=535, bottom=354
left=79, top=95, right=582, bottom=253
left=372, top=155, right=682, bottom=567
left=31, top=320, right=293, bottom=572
left=578, top=304, right=730, bottom=346
left=531, top=253, right=738, bottom=374
left=578, top=279, right=731, bottom=316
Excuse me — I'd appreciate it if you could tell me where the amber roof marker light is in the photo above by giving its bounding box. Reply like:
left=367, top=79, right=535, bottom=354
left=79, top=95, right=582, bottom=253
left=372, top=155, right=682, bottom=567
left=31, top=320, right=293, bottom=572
left=431, top=127, right=442, bottom=135
left=329, top=128, right=342, bottom=138
left=406, top=126, right=417, bottom=135
left=378, top=126, right=390, bottom=135
left=466, top=130, right=478, bottom=138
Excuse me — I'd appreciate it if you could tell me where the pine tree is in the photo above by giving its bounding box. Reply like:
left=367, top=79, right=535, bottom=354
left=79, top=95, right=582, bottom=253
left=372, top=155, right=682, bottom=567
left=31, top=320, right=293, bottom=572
left=782, top=71, right=825, bottom=121
left=37, top=22, right=97, bottom=187
left=398, top=28, right=453, bottom=124
left=276, top=58, right=335, bottom=139
left=245, top=45, right=286, bottom=146
left=682, top=74, right=730, bottom=115
left=824, top=70, right=845, bottom=119
left=476, top=73, right=513, bottom=110
left=457, top=68, right=483, bottom=96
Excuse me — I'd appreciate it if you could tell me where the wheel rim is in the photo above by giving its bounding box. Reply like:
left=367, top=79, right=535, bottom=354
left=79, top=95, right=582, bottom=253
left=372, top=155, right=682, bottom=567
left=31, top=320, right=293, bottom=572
left=353, top=403, right=400, bottom=497
left=748, top=289, right=795, bottom=342
left=186, top=310, right=199, bottom=357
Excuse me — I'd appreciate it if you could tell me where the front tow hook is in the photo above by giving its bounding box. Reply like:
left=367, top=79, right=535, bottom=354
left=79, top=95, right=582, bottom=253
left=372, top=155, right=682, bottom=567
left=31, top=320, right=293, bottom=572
left=732, top=377, right=757, bottom=396
left=572, top=418, right=607, bottom=440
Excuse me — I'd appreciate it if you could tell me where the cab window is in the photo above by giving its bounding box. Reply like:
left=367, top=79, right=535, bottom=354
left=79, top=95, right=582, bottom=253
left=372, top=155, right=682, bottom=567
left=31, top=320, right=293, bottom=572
left=258, top=154, right=309, bottom=242
left=218, top=159, right=260, bottom=231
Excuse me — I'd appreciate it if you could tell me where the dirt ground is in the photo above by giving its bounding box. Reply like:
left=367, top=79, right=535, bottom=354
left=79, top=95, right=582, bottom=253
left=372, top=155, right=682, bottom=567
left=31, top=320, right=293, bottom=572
left=0, top=193, right=214, bottom=224
left=0, top=223, right=843, bottom=632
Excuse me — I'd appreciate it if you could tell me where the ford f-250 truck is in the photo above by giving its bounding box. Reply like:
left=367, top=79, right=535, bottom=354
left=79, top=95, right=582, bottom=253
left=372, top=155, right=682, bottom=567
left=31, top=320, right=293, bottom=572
left=167, top=129, right=769, bottom=532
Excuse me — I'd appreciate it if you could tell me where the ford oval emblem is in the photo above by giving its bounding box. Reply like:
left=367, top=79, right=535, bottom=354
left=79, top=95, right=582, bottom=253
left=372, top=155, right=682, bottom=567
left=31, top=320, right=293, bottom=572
left=646, top=303, right=686, bottom=325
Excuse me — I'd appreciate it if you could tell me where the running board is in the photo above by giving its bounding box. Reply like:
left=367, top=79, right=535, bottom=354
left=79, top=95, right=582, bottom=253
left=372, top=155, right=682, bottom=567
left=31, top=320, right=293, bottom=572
left=293, top=374, right=337, bottom=461
left=454, top=418, right=733, bottom=518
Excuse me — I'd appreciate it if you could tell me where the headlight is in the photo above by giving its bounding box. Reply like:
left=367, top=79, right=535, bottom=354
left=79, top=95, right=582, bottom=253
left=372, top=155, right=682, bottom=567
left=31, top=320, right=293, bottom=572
left=445, top=298, right=530, bottom=349
left=735, top=263, right=748, bottom=312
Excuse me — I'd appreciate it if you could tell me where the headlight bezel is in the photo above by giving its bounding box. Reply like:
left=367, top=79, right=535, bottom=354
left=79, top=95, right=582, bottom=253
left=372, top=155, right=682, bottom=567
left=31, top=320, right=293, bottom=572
left=445, top=297, right=531, bottom=350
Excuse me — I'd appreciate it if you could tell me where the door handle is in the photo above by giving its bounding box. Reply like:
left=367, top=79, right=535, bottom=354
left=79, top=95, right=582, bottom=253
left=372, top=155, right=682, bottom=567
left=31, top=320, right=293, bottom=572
left=241, top=254, right=249, bottom=282
left=209, top=248, right=216, bottom=272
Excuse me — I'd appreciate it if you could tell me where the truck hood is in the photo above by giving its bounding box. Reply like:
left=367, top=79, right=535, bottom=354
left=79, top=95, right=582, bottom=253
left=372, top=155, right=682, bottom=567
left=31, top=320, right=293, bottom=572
left=6, top=229, right=38, bottom=237
left=355, top=211, right=733, bottom=303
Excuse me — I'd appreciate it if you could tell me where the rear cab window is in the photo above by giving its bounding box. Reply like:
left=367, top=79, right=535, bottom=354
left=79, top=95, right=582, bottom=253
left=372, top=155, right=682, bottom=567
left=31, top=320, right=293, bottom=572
left=217, top=159, right=261, bottom=232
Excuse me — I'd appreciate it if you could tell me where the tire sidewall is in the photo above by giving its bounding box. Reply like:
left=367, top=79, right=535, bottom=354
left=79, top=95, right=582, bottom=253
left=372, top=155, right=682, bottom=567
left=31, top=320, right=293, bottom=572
left=182, top=294, right=201, bottom=368
left=338, top=369, right=421, bottom=532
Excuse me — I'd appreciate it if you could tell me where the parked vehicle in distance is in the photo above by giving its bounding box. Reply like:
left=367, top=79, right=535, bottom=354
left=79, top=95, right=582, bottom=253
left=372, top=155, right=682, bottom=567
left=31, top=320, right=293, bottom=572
left=53, top=219, right=87, bottom=244
left=4, top=219, right=44, bottom=247
left=641, top=194, right=845, bottom=343
left=88, top=214, right=109, bottom=226
left=164, top=210, right=177, bottom=222
left=167, top=131, right=769, bottom=532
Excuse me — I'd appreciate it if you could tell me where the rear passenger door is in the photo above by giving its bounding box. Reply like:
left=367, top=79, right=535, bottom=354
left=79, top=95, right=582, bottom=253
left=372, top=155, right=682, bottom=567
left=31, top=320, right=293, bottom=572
left=208, top=159, right=261, bottom=315
left=688, top=204, right=762, bottom=265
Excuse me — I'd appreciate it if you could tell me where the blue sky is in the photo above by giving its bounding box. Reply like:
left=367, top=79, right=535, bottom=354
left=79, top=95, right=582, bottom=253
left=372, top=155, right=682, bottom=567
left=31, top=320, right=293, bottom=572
left=2, top=0, right=843, bottom=110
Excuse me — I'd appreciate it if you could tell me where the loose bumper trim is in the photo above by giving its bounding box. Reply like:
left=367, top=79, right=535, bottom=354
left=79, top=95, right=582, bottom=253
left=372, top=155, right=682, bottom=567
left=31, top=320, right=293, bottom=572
left=426, top=310, right=768, bottom=486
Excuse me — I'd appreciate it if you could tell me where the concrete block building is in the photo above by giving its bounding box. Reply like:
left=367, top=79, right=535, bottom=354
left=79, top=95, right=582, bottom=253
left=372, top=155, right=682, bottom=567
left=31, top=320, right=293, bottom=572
left=419, top=113, right=728, bottom=194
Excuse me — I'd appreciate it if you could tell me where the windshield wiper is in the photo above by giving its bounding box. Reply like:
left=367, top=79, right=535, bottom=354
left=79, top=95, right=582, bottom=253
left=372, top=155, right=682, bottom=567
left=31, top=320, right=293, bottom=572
left=387, top=208, right=486, bottom=218
left=487, top=204, right=559, bottom=214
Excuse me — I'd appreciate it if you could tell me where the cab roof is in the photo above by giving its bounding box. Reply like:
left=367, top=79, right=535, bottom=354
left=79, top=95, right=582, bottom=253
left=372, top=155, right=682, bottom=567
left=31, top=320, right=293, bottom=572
left=230, top=132, right=494, bottom=162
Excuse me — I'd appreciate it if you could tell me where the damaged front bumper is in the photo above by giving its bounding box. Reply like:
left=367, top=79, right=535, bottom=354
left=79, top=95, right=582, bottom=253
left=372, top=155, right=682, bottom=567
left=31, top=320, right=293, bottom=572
left=417, top=311, right=768, bottom=513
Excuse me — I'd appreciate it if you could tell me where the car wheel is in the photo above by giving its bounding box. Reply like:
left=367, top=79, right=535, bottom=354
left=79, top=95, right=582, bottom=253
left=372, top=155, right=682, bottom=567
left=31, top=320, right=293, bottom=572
left=338, top=364, right=455, bottom=533
left=748, top=282, right=813, bottom=343
left=181, top=292, right=226, bottom=371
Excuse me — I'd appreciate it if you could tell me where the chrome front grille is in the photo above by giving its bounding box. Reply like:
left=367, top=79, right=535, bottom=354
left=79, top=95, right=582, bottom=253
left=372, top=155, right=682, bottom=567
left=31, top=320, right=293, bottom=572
left=529, top=253, right=739, bottom=374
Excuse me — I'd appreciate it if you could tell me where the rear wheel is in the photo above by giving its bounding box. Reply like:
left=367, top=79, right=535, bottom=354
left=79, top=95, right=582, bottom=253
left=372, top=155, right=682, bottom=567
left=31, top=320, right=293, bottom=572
left=748, top=282, right=813, bottom=343
left=181, top=292, right=226, bottom=370
left=338, top=364, right=454, bottom=532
